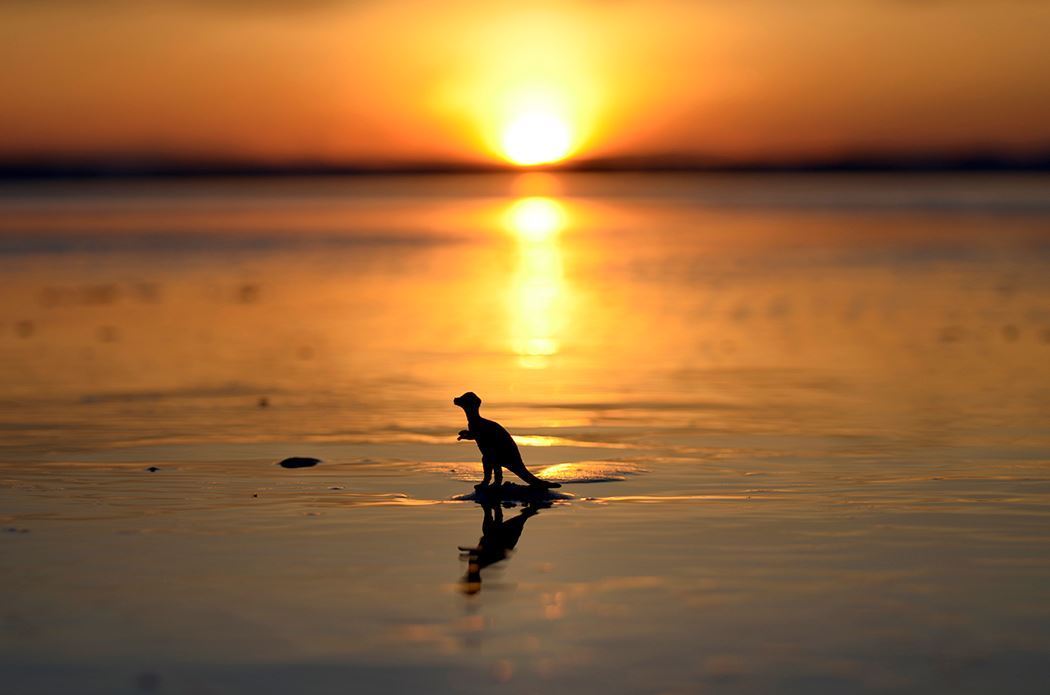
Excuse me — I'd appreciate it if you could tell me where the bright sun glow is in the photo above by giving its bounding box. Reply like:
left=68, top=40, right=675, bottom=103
left=501, top=111, right=572, bottom=166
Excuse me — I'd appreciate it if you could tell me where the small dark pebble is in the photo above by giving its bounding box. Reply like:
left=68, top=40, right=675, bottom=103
left=15, top=320, right=35, bottom=338
left=237, top=283, right=260, bottom=304
left=146, top=466, right=160, bottom=472
left=939, top=325, right=966, bottom=343
left=97, top=325, right=119, bottom=343
left=252, top=493, right=258, bottom=498
left=329, top=486, right=343, bottom=491
left=278, top=457, right=321, bottom=469
left=6, top=527, right=29, bottom=534
left=257, top=397, right=269, bottom=408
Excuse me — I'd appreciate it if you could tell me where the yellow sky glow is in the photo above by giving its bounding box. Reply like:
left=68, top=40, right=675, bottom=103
left=0, top=1, right=1048, bottom=167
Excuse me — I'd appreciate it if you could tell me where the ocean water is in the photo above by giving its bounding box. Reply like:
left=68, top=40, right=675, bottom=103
left=1, top=173, right=1048, bottom=694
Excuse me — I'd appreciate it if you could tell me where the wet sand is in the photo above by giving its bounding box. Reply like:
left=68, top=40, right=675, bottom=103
left=1, top=173, right=1049, bottom=693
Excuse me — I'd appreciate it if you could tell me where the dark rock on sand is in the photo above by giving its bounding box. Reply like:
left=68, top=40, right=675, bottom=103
left=146, top=466, right=160, bottom=472
left=278, top=457, right=321, bottom=469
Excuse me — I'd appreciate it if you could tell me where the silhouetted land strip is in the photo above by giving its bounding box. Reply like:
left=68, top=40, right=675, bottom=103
left=3, top=151, right=1050, bottom=179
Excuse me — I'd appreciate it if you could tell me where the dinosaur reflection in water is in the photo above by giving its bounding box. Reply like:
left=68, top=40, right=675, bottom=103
left=459, top=498, right=549, bottom=595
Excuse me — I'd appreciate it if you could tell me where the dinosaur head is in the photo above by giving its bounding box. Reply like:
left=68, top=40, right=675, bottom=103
left=453, top=391, right=482, bottom=410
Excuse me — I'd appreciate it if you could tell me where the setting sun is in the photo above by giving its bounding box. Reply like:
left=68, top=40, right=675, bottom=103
left=501, top=111, right=572, bottom=166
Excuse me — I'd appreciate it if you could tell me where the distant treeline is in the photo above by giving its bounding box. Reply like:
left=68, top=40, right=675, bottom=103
left=2, top=153, right=1049, bottom=179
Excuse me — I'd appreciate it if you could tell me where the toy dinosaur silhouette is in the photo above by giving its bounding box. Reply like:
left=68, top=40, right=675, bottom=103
left=453, top=391, right=560, bottom=490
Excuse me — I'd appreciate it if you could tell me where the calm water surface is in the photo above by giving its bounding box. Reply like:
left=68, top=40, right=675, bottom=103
left=1, top=173, right=1049, bottom=693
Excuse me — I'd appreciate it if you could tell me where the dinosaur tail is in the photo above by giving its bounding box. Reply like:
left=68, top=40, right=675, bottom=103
left=507, top=461, right=561, bottom=488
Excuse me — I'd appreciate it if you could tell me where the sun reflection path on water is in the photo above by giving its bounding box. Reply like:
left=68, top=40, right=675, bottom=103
left=504, top=197, right=570, bottom=369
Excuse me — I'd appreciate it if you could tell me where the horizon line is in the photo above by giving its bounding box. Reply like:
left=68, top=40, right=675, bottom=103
left=2, top=151, right=1050, bottom=179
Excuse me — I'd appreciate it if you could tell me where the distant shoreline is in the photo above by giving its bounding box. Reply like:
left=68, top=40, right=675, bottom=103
left=2, top=154, right=1050, bottom=180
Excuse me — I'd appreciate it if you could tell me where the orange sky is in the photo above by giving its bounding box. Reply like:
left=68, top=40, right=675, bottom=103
left=2, top=0, right=1049, bottom=167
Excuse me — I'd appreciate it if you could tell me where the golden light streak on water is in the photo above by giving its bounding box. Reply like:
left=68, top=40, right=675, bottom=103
left=504, top=196, right=571, bottom=368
